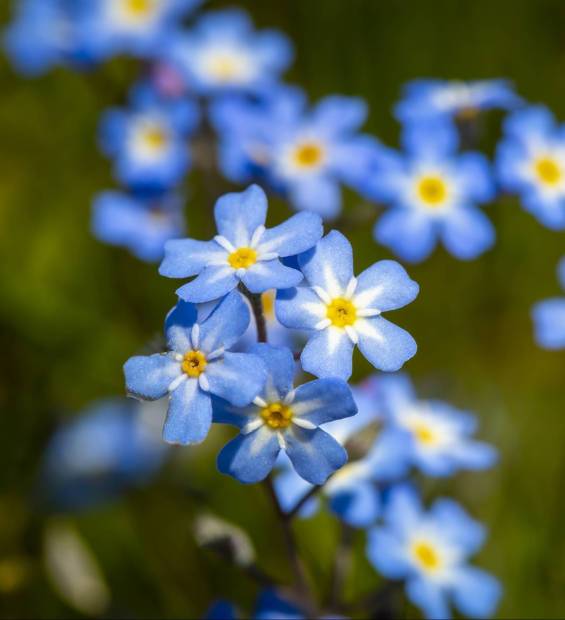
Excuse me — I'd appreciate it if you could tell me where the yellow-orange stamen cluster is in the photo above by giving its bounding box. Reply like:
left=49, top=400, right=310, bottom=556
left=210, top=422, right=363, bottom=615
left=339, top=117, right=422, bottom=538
left=182, top=351, right=207, bottom=377
left=261, top=402, right=293, bottom=429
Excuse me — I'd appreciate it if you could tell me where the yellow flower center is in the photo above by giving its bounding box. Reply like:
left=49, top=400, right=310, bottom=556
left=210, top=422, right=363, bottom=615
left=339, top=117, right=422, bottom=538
left=125, top=0, right=152, bottom=16
left=413, top=542, right=440, bottom=571
left=182, top=350, right=207, bottom=377
left=293, top=142, right=325, bottom=169
left=143, top=126, right=168, bottom=152
left=262, top=290, right=275, bottom=320
left=261, top=402, right=293, bottom=429
left=327, top=298, right=357, bottom=328
left=417, top=176, right=448, bottom=206
left=412, top=422, right=437, bottom=445
left=208, top=56, right=240, bottom=81
left=228, top=247, right=257, bottom=269
left=535, top=157, right=561, bottom=186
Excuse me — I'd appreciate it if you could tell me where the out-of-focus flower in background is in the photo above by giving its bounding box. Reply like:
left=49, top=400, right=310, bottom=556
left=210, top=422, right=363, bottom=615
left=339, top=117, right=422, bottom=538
left=532, top=256, right=565, bottom=349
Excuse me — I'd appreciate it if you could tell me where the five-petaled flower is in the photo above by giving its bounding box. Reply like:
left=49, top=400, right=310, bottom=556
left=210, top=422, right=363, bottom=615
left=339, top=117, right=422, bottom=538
left=276, top=230, right=419, bottom=380
left=367, top=485, right=501, bottom=620
left=124, top=292, right=267, bottom=445
left=159, top=184, right=323, bottom=303
left=213, top=344, right=357, bottom=485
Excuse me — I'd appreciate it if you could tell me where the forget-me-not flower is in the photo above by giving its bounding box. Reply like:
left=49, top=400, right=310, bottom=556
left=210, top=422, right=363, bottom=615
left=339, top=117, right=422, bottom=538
left=395, top=79, right=520, bottom=123
left=276, top=231, right=418, bottom=380
left=275, top=376, right=409, bottom=527
left=367, top=485, right=501, bottom=619
left=532, top=256, right=565, bottom=349
left=375, top=374, right=497, bottom=477
left=164, top=9, right=293, bottom=96
left=211, top=87, right=378, bottom=218
left=99, top=84, right=199, bottom=191
left=124, top=292, right=267, bottom=445
left=39, top=398, right=168, bottom=511
left=91, top=190, right=185, bottom=262
left=159, top=184, right=323, bottom=303
left=213, top=344, right=357, bottom=485
left=362, top=119, right=496, bottom=262
left=496, top=105, right=565, bottom=229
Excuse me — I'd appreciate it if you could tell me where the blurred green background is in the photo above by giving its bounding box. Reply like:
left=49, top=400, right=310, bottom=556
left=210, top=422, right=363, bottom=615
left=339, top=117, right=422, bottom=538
left=2, top=0, right=565, bottom=617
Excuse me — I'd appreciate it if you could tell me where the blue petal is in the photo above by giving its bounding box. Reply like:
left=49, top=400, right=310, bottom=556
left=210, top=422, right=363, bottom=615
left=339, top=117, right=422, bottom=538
left=429, top=499, right=486, bottom=553
left=311, top=96, right=368, bottom=134
left=160, top=239, right=226, bottom=278
left=214, top=184, right=268, bottom=247
left=247, top=344, right=295, bottom=399
left=289, top=177, right=342, bottom=219
left=406, top=578, right=451, bottom=620
left=366, top=528, right=410, bottom=578
left=299, top=231, right=354, bottom=296
left=276, top=287, right=325, bottom=330
left=176, top=265, right=238, bottom=303
left=205, top=352, right=267, bottom=406
left=328, top=479, right=380, bottom=527
left=254, top=29, right=294, bottom=74
left=204, top=600, right=238, bottom=620
left=382, top=484, right=422, bottom=535
left=366, top=428, right=412, bottom=481
left=124, top=355, right=181, bottom=400
left=254, top=589, right=304, bottom=620
left=374, top=208, right=437, bottom=263
left=503, top=105, right=555, bottom=141
left=374, top=373, right=417, bottom=420
left=455, top=152, right=496, bottom=203
left=441, top=207, right=495, bottom=260
left=241, top=260, right=303, bottom=293
left=522, top=192, right=565, bottom=230
left=285, top=426, right=347, bottom=485
left=163, top=378, right=212, bottom=445
left=354, top=260, right=419, bottom=312
left=165, top=300, right=198, bottom=353
left=217, top=426, right=280, bottom=483
left=356, top=317, right=417, bottom=372
left=291, top=378, right=357, bottom=426
left=450, top=567, right=502, bottom=619
left=274, top=467, right=318, bottom=517
left=532, top=298, right=565, bottom=349
left=301, top=328, right=354, bottom=380
left=402, top=117, right=458, bottom=158
left=199, top=291, right=251, bottom=352
left=257, top=212, right=323, bottom=257
left=454, top=441, right=498, bottom=470
left=558, top=257, right=565, bottom=290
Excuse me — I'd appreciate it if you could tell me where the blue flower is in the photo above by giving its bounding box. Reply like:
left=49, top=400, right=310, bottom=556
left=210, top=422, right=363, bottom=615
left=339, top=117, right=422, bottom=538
left=159, top=185, right=323, bottom=303
left=395, top=79, right=520, bottom=123
left=375, top=374, right=496, bottom=477
left=532, top=256, right=565, bottom=349
left=99, top=84, right=199, bottom=191
left=204, top=600, right=238, bottom=620
left=367, top=486, right=501, bottom=619
left=124, top=292, right=267, bottom=445
left=91, top=190, right=185, bottom=262
left=213, top=344, right=357, bottom=485
left=74, top=0, right=202, bottom=61
left=211, top=87, right=378, bottom=218
left=276, top=231, right=418, bottom=380
left=164, top=9, right=293, bottom=96
left=39, top=398, right=168, bottom=511
left=362, top=119, right=496, bottom=262
left=496, top=105, right=565, bottom=230
left=275, top=376, right=409, bottom=527
left=254, top=589, right=304, bottom=620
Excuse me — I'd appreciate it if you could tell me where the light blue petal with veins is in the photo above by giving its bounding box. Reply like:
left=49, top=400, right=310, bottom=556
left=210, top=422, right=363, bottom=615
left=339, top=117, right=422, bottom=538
left=163, top=378, right=212, bottom=445
left=301, top=328, right=354, bottom=380
left=124, top=354, right=181, bottom=400
left=241, top=260, right=303, bottom=293
left=354, top=260, right=419, bottom=312
left=205, top=351, right=267, bottom=406
left=198, top=291, right=250, bottom=352
left=356, top=317, right=417, bottom=372
left=450, top=567, right=502, bottom=619
left=247, top=344, right=295, bottom=399
left=160, top=238, right=226, bottom=278
left=176, top=265, right=238, bottom=303
left=291, top=378, right=357, bottom=426
left=258, top=212, right=323, bottom=257
left=214, top=184, right=268, bottom=247
left=276, top=287, right=325, bottom=330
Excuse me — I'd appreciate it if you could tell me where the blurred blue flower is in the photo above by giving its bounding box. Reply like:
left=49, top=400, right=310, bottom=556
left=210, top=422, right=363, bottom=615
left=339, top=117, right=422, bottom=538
left=367, top=485, right=501, bottom=619
left=276, top=231, right=418, bottom=380
left=275, top=377, right=409, bottom=527
left=214, top=344, right=356, bottom=485
left=75, top=0, right=202, bottom=61
left=159, top=185, right=323, bottom=303
left=396, top=79, right=520, bottom=123
left=99, top=84, right=199, bottom=191
left=375, top=374, right=497, bottom=477
left=124, top=292, right=267, bottom=445
left=39, top=398, right=168, bottom=511
left=496, top=105, right=565, bottom=229
left=363, top=119, right=496, bottom=262
left=91, top=190, right=185, bottom=262
left=254, top=589, right=303, bottom=619
left=204, top=599, right=238, bottom=620
left=164, top=9, right=293, bottom=96
left=211, top=87, right=377, bottom=218
left=532, top=256, right=565, bottom=349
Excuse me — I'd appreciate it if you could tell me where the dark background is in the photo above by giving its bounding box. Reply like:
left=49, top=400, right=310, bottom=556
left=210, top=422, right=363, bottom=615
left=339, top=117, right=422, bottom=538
left=2, top=0, right=565, bottom=617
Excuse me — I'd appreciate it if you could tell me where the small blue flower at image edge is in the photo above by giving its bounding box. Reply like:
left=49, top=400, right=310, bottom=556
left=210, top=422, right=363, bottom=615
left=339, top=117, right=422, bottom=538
left=276, top=230, right=419, bottom=380
left=532, top=256, right=565, bottom=349
left=159, top=184, right=324, bottom=303
left=367, top=485, right=501, bottom=620
left=496, top=105, right=565, bottom=230
left=124, top=291, right=268, bottom=445
left=91, top=190, right=185, bottom=262
left=362, top=118, right=496, bottom=263
left=213, top=344, right=357, bottom=485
